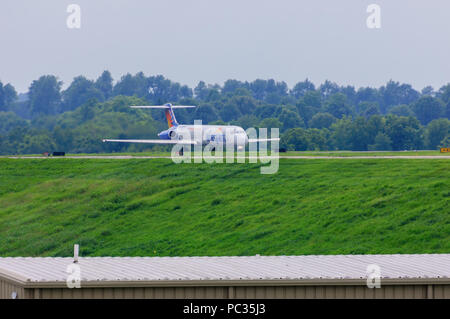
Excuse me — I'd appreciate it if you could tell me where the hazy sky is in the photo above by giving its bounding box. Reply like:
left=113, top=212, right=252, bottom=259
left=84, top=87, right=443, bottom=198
left=1, top=0, right=450, bottom=93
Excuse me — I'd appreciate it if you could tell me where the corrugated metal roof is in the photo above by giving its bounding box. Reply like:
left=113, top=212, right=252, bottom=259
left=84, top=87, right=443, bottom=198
left=0, top=254, right=449, bottom=284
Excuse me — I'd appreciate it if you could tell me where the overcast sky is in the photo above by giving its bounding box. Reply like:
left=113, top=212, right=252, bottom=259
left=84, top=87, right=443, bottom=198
left=1, top=0, right=450, bottom=93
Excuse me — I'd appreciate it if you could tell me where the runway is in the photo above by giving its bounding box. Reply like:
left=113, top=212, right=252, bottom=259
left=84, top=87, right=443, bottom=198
left=5, top=155, right=450, bottom=160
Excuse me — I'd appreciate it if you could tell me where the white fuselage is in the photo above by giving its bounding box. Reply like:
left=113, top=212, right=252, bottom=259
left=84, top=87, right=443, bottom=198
left=163, top=125, right=248, bottom=147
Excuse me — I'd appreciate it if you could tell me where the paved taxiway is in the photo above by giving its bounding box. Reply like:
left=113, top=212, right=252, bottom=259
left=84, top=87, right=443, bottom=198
left=5, top=155, right=450, bottom=160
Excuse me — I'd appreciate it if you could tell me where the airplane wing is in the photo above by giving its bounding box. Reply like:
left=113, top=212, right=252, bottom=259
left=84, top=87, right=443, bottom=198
left=247, top=138, right=280, bottom=143
left=102, top=139, right=197, bottom=144
left=130, top=105, right=196, bottom=109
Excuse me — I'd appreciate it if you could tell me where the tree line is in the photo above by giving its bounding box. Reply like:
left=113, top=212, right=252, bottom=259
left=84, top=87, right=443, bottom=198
left=0, top=71, right=449, bottom=154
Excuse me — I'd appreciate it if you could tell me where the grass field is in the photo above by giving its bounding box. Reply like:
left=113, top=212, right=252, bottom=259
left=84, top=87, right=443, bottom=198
left=0, top=158, right=448, bottom=257
left=2, top=150, right=449, bottom=157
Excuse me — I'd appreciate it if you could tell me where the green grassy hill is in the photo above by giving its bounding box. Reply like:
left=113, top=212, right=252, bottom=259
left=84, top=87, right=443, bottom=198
left=0, top=158, right=448, bottom=256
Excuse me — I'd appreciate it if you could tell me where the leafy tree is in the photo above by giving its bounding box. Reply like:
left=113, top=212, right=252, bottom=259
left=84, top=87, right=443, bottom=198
left=296, top=105, right=317, bottom=126
left=278, top=108, right=304, bottom=130
left=259, top=118, right=282, bottom=130
left=0, top=82, right=17, bottom=111
left=425, top=119, right=450, bottom=149
left=411, top=96, right=444, bottom=125
left=324, top=93, right=352, bottom=119
left=28, top=75, right=62, bottom=116
left=114, top=72, right=148, bottom=98
left=62, top=76, right=104, bottom=112
left=53, top=125, right=74, bottom=150
left=0, top=112, right=28, bottom=135
left=0, top=82, right=4, bottom=110
left=281, top=128, right=309, bottom=151
left=232, top=115, right=260, bottom=129
left=232, top=96, right=256, bottom=115
left=95, top=70, right=113, bottom=99
left=330, top=117, right=353, bottom=150
left=439, top=84, right=450, bottom=120
left=194, top=81, right=208, bottom=100
left=379, top=80, right=420, bottom=113
left=358, top=102, right=380, bottom=118
left=218, top=103, right=241, bottom=122
left=204, top=88, right=221, bottom=102
left=309, top=112, right=336, bottom=129
left=254, top=105, right=281, bottom=119
left=2, top=73, right=449, bottom=154
left=366, top=115, right=385, bottom=144
left=265, top=79, right=288, bottom=98
left=296, top=91, right=322, bottom=124
left=179, top=85, right=193, bottom=100
left=4, top=84, right=17, bottom=106
left=302, top=91, right=322, bottom=108
left=384, top=115, right=423, bottom=150
left=356, top=87, right=380, bottom=105
left=114, top=72, right=193, bottom=103
left=291, top=79, right=315, bottom=98
left=319, top=80, right=340, bottom=98
left=79, top=99, right=98, bottom=121
left=249, top=79, right=267, bottom=100
left=421, top=86, right=435, bottom=96
left=17, top=129, right=56, bottom=154
left=194, top=104, right=218, bottom=123
left=307, top=128, right=329, bottom=150
left=350, top=117, right=371, bottom=151
left=389, top=104, right=414, bottom=117
left=222, top=79, right=247, bottom=94
left=193, top=82, right=220, bottom=102
left=340, top=85, right=357, bottom=105
left=152, top=79, right=192, bottom=102
left=438, top=84, right=450, bottom=104
left=265, top=93, right=281, bottom=104
left=368, top=133, right=393, bottom=151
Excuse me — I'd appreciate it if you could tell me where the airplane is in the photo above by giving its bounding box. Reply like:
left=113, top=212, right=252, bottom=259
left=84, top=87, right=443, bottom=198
left=102, top=103, right=279, bottom=150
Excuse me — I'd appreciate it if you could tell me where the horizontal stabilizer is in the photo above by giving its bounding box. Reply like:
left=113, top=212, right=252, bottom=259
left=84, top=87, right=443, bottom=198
left=248, top=138, right=280, bottom=143
left=102, top=139, right=197, bottom=145
left=130, top=105, right=196, bottom=109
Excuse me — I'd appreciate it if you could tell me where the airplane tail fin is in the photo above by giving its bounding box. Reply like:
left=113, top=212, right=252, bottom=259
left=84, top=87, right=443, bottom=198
left=130, top=104, right=196, bottom=129
left=164, top=106, right=178, bottom=128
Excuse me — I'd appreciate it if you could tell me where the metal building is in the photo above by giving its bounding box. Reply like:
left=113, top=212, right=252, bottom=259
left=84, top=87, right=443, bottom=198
left=0, top=254, right=449, bottom=299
